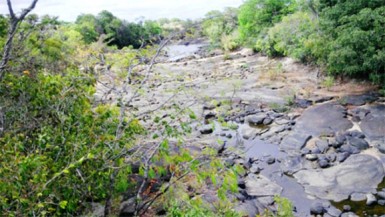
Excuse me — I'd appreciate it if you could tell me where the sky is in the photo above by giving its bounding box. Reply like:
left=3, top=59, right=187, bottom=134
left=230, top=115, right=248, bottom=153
left=0, top=0, right=244, bottom=22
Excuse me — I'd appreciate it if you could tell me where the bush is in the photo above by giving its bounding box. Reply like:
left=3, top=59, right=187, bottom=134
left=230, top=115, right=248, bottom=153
left=256, top=11, right=318, bottom=61
left=0, top=71, right=143, bottom=215
left=238, top=0, right=297, bottom=45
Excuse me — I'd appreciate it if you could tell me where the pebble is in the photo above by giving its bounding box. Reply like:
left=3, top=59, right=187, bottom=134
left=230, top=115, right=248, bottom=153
left=310, top=202, right=325, bottom=215
left=306, top=154, right=318, bottom=161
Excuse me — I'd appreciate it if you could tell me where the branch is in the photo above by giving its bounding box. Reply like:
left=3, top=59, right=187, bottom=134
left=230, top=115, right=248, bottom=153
left=19, top=0, right=39, bottom=21
left=6, top=0, right=15, bottom=20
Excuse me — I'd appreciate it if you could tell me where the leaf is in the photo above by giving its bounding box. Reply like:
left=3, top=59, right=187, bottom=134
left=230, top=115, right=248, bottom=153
left=59, top=200, right=68, bottom=209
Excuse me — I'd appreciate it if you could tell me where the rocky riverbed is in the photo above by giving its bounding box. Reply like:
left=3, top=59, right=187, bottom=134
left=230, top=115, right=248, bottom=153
left=96, top=42, right=385, bottom=216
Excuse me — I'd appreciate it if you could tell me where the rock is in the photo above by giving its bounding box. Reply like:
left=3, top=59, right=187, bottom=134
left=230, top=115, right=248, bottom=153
left=366, top=193, right=377, bottom=205
left=280, top=156, right=304, bottom=174
left=340, top=93, right=378, bottom=106
left=310, top=202, right=325, bottom=215
left=263, top=118, right=273, bottom=125
left=86, top=203, right=104, bottom=217
left=377, top=191, right=385, bottom=199
left=326, top=153, right=337, bottom=162
left=339, top=145, right=360, bottom=154
left=318, top=159, right=329, bottom=168
left=241, top=125, right=260, bottom=140
left=294, top=154, right=385, bottom=202
left=316, top=140, right=329, bottom=153
left=336, top=152, right=350, bottom=162
left=266, top=157, right=275, bottom=164
left=245, top=174, right=283, bottom=196
left=203, top=104, right=216, bottom=110
left=335, top=134, right=347, bottom=147
left=343, top=205, right=351, bottom=211
left=350, top=193, right=366, bottom=201
left=313, top=96, right=334, bottom=104
left=247, top=114, right=266, bottom=126
left=378, top=200, right=385, bottom=206
left=249, top=165, right=262, bottom=174
left=280, top=132, right=312, bottom=152
left=204, top=111, right=216, bottom=119
left=226, top=133, right=233, bottom=139
left=294, top=102, right=353, bottom=137
left=347, top=137, right=369, bottom=150
left=341, top=212, right=359, bottom=217
left=120, top=198, right=136, bottom=216
left=347, top=130, right=365, bottom=139
left=306, top=154, right=318, bottom=161
left=199, top=125, right=213, bottom=134
left=235, top=200, right=259, bottom=217
left=295, top=99, right=313, bottom=108
left=360, top=104, right=385, bottom=141
left=326, top=206, right=342, bottom=217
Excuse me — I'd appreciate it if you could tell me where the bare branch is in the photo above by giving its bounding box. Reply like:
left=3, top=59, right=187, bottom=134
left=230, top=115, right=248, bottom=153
left=6, top=0, right=15, bottom=20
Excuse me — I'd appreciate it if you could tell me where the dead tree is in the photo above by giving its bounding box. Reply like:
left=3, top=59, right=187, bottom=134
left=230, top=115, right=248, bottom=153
left=0, top=0, right=38, bottom=81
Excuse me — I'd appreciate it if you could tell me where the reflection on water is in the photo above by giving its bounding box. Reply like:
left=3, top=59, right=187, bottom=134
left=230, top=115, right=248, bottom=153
left=332, top=178, right=385, bottom=216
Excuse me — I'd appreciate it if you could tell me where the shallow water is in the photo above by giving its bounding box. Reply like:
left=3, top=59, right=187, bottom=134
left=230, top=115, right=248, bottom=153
left=332, top=178, right=385, bottom=216
left=165, top=44, right=205, bottom=61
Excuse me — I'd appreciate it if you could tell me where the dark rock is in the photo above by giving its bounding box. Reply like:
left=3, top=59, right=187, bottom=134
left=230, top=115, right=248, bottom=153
left=238, top=180, right=246, bottom=189
left=294, top=102, right=353, bottom=137
left=326, top=153, right=337, bottom=162
left=377, top=191, right=385, bottom=199
left=337, top=152, right=350, bottom=163
left=318, top=159, right=329, bottom=168
left=378, top=200, right=385, bottom=206
left=226, top=134, right=233, bottom=139
left=266, top=157, right=275, bottom=164
left=204, top=112, right=216, bottom=119
left=347, top=137, right=369, bottom=150
left=295, top=99, right=313, bottom=108
left=335, top=133, right=347, bottom=145
left=310, top=202, right=325, bottom=215
left=366, top=193, right=377, bottom=205
left=340, top=93, right=378, bottom=106
left=347, top=130, right=365, bottom=139
left=120, top=198, right=136, bottom=217
left=247, top=114, right=266, bottom=126
left=199, top=125, right=213, bottom=134
left=339, top=145, right=360, bottom=154
left=313, top=96, right=334, bottom=104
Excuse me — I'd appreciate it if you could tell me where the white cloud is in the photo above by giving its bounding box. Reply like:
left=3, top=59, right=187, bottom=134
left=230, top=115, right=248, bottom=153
left=0, top=0, right=244, bottom=21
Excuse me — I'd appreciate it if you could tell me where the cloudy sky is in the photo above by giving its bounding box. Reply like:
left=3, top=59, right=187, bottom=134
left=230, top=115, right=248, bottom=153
left=0, top=0, right=244, bottom=21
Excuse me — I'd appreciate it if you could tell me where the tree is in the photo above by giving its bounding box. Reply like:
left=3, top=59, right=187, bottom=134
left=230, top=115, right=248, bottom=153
left=0, top=0, right=39, bottom=80
left=238, top=0, right=297, bottom=44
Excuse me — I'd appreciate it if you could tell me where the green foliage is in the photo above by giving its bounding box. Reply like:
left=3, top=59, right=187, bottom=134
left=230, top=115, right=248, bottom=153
left=238, top=0, right=297, bottom=45
left=0, top=71, right=144, bottom=215
left=256, top=11, right=317, bottom=61
left=202, top=8, right=239, bottom=49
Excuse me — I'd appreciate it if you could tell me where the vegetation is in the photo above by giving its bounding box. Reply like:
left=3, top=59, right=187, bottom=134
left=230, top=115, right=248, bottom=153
left=1, top=0, right=385, bottom=216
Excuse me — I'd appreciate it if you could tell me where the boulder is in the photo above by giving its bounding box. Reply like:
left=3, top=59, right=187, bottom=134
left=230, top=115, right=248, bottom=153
left=293, top=154, right=385, bottom=202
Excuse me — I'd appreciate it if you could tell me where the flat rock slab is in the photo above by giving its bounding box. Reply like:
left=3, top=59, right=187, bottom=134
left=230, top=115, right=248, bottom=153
left=294, top=154, right=385, bottom=202
left=340, top=93, right=378, bottom=106
left=295, top=102, right=352, bottom=136
left=280, top=103, right=352, bottom=153
left=360, top=104, right=385, bottom=142
left=245, top=174, right=283, bottom=196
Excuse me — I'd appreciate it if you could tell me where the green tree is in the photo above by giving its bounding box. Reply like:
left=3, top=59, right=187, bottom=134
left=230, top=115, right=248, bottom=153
left=238, top=0, right=297, bottom=44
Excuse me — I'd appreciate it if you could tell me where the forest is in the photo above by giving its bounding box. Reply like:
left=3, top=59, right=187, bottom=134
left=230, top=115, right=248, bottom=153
left=1, top=0, right=385, bottom=216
